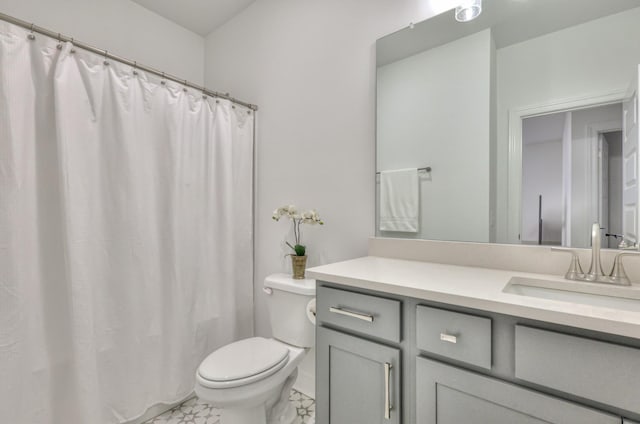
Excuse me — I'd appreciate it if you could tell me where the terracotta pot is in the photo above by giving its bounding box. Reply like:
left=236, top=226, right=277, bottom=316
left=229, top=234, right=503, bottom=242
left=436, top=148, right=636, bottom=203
left=291, top=255, right=308, bottom=279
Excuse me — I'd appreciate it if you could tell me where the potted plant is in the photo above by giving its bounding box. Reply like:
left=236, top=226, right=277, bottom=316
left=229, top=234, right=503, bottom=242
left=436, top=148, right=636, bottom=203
left=272, top=205, right=324, bottom=279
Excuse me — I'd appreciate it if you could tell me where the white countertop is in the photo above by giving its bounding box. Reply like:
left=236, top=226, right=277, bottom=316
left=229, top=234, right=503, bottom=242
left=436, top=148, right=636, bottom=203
left=307, top=256, right=640, bottom=339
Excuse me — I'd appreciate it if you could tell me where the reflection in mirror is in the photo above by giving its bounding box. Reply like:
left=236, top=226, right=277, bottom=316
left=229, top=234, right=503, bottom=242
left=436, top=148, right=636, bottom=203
left=521, top=104, right=623, bottom=249
left=375, top=0, right=640, bottom=249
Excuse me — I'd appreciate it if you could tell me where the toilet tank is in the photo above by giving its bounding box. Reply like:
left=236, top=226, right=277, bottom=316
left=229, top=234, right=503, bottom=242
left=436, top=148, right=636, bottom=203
left=264, top=274, right=316, bottom=348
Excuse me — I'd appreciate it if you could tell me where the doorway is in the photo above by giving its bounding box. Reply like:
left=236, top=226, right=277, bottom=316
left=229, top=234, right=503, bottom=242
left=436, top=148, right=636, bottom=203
left=520, top=103, right=623, bottom=248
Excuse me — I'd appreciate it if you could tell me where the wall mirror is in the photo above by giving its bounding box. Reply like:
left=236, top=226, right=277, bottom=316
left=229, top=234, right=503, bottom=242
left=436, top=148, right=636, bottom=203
left=375, top=0, right=640, bottom=249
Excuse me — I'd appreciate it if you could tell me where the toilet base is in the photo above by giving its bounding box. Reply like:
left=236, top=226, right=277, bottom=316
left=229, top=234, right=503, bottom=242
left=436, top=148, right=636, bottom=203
left=219, top=402, right=296, bottom=424
left=220, top=405, right=267, bottom=424
left=217, top=369, right=299, bottom=424
left=267, top=369, right=298, bottom=424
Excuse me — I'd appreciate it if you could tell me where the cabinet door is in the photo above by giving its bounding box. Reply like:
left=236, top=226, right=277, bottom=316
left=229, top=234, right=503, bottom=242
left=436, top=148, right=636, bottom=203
left=316, top=326, right=400, bottom=424
left=417, top=357, right=620, bottom=424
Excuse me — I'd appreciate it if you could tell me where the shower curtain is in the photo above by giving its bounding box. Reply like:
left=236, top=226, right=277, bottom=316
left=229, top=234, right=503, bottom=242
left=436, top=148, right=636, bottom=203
left=0, top=21, right=254, bottom=423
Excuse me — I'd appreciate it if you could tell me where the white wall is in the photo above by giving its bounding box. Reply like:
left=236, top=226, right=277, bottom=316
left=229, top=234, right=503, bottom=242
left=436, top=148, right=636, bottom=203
left=606, top=131, right=623, bottom=248
left=495, top=7, right=640, bottom=243
left=521, top=139, right=563, bottom=244
left=0, top=0, right=204, bottom=84
left=203, top=0, right=459, bottom=338
left=203, top=0, right=461, bottom=396
left=376, top=29, right=493, bottom=242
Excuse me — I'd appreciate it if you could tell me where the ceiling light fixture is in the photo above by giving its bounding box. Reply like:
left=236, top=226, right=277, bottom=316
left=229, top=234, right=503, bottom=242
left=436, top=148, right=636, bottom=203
left=455, top=0, right=482, bottom=22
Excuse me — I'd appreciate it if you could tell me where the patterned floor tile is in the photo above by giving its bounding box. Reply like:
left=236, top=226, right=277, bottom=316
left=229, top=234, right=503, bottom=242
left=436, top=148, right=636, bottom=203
left=289, top=390, right=315, bottom=424
left=145, top=390, right=314, bottom=424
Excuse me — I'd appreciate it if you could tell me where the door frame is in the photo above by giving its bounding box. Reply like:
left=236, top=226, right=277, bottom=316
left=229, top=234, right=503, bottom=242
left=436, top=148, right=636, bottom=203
left=507, top=89, right=627, bottom=244
left=589, top=121, right=623, bottom=241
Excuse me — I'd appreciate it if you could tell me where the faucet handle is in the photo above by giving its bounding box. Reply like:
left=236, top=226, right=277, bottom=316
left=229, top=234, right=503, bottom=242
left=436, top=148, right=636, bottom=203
left=551, top=247, right=584, bottom=280
left=609, top=251, right=640, bottom=286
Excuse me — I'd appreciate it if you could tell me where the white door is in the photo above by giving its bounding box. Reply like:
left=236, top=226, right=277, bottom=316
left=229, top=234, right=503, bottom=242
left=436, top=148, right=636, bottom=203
left=599, top=134, right=610, bottom=246
left=622, top=65, right=640, bottom=246
left=561, top=112, right=572, bottom=246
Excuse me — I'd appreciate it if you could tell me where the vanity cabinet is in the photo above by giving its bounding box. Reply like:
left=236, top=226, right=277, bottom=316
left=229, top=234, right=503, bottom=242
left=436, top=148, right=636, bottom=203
left=316, top=327, right=400, bottom=424
left=316, top=286, right=401, bottom=343
left=315, top=282, right=640, bottom=424
left=416, top=357, right=619, bottom=424
left=416, top=305, right=492, bottom=369
left=315, top=286, right=402, bottom=424
left=515, top=325, right=640, bottom=413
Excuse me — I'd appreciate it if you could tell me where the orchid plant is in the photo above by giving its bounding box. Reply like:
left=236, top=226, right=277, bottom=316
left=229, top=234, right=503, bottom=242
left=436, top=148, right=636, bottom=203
left=272, top=205, right=324, bottom=256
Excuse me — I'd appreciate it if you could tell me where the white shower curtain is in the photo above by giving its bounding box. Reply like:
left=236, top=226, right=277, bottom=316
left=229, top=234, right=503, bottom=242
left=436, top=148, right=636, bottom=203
left=0, top=21, right=254, bottom=423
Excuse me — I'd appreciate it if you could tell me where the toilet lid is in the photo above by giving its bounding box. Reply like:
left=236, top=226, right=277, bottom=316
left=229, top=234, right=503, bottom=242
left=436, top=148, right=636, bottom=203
left=198, top=337, right=289, bottom=383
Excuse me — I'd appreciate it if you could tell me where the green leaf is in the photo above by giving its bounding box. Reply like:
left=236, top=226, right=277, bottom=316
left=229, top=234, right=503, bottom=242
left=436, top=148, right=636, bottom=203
left=285, top=242, right=306, bottom=256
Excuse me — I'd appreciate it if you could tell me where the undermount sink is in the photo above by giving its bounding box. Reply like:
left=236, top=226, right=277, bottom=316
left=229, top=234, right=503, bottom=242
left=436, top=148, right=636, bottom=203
left=503, top=276, right=640, bottom=312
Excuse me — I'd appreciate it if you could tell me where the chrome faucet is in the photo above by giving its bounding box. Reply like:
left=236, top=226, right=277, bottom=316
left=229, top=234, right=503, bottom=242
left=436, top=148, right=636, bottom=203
left=584, top=223, right=605, bottom=282
left=552, top=222, right=639, bottom=286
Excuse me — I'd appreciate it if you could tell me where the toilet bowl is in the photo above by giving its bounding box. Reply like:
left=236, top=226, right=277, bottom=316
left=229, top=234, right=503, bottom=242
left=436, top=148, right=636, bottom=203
left=194, top=274, right=315, bottom=424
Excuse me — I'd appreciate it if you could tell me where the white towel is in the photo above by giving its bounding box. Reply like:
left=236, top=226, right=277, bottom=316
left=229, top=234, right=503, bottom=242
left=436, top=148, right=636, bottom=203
left=379, top=168, right=419, bottom=232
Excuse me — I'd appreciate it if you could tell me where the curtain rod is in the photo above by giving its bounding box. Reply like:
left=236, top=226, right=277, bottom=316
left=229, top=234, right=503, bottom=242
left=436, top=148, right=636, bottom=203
left=0, top=11, right=258, bottom=111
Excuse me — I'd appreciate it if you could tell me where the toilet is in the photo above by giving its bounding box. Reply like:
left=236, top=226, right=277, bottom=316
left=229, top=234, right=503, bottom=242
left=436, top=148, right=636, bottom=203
left=195, top=274, right=316, bottom=424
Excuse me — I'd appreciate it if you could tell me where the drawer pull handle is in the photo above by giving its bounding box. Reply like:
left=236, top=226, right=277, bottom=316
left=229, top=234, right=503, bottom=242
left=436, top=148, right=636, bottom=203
left=329, top=306, right=374, bottom=322
left=384, top=362, right=393, bottom=420
left=440, top=333, right=458, bottom=344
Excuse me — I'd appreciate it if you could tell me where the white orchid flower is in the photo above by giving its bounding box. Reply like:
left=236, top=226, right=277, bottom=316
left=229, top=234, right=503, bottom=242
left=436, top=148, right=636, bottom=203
left=272, top=205, right=324, bottom=253
left=273, top=205, right=297, bottom=221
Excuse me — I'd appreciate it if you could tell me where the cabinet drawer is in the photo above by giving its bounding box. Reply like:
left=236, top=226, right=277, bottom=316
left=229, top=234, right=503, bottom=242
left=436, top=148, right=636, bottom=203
left=416, top=305, right=492, bottom=369
left=316, top=286, right=401, bottom=343
left=515, top=325, right=640, bottom=414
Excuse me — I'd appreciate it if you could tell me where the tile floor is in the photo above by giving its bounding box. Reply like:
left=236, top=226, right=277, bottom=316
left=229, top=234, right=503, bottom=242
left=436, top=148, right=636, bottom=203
left=145, top=390, right=315, bottom=424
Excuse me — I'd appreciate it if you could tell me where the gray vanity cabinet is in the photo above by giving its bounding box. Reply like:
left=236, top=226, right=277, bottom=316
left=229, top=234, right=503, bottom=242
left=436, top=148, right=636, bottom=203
left=316, top=282, right=640, bottom=424
left=416, top=357, right=620, bottom=424
left=316, top=326, right=401, bottom=424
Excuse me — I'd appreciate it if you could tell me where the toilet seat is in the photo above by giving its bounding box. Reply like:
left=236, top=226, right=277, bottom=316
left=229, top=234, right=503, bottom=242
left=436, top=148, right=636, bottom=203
left=197, top=337, right=290, bottom=389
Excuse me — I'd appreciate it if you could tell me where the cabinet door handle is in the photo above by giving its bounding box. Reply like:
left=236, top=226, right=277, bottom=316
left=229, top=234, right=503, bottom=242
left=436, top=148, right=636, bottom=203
left=384, top=362, right=393, bottom=420
left=440, top=332, right=458, bottom=344
left=329, top=306, right=374, bottom=322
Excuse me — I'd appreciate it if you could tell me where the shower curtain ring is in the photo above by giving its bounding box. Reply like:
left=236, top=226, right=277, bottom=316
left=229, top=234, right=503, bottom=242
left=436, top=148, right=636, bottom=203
left=103, top=51, right=109, bottom=66
left=183, top=79, right=188, bottom=93
left=161, top=72, right=166, bottom=85
left=133, top=61, right=138, bottom=76
left=56, top=33, right=63, bottom=50
left=27, top=23, right=36, bottom=40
